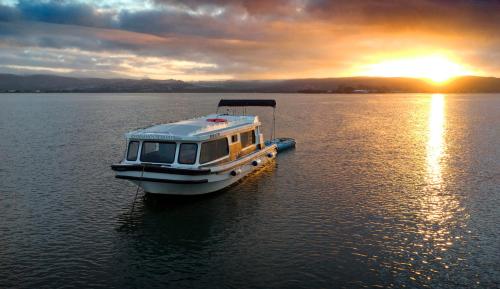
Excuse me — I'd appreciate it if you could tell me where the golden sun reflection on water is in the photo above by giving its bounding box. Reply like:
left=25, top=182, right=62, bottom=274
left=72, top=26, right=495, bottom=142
left=417, top=94, right=464, bottom=257
left=401, top=93, right=465, bottom=283
left=426, top=94, right=445, bottom=191
left=420, top=94, right=455, bottom=226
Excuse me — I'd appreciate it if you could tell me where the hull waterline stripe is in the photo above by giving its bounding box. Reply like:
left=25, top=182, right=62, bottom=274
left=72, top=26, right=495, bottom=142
left=116, top=175, right=209, bottom=184
left=111, top=164, right=211, bottom=175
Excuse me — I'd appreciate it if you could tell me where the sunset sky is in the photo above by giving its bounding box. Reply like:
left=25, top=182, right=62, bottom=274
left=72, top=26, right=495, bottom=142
left=0, top=0, right=499, bottom=81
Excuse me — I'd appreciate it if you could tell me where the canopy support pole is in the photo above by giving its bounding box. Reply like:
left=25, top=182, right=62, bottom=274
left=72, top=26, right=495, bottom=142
left=272, top=107, right=276, bottom=140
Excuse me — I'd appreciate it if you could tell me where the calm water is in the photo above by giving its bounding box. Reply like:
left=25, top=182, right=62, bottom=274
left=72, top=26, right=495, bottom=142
left=0, top=93, right=499, bottom=288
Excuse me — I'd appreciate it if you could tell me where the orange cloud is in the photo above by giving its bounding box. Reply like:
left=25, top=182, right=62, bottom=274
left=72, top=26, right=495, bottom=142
left=0, top=0, right=499, bottom=79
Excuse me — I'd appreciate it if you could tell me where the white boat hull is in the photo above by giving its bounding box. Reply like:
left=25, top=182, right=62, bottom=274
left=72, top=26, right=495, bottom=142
left=114, top=146, right=277, bottom=195
left=130, top=169, right=251, bottom=195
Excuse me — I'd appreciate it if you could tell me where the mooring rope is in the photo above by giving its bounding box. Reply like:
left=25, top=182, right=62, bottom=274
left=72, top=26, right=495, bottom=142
left=130, top=164, right=145, bottom=215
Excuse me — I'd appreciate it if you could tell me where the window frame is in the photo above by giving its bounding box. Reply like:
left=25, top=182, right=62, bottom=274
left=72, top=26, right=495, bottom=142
left=126, top=141, right=140, bottom=161
left=177, top=143, right=198, bottom=165
left=199, top=137, right=230, bottom=165
left=240, top=130, right=256, bottom=149
left=139, top=141, right=177, bottom=164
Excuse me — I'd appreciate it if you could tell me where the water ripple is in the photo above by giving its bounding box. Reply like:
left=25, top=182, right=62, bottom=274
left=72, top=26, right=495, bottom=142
left=0, top=93, right=499, bottom=288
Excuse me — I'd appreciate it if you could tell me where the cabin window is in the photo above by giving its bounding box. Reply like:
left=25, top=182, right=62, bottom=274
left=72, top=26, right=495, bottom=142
left=126, top=141, right=139, bottom=161
left=178, top=143, right=198, bottom=165
left=240, top=130, right=256, bottom=148
left=231, top=134, right=238, bottom=143
left=200, top=138, right=229, bottom=164
left=140, top=141, right=176, bottom=163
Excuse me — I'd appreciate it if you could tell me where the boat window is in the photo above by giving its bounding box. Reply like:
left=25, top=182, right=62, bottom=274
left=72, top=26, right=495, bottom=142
left=178, top=143, right=198, bottom=165
left=240, top=130, right=255, bottom=148
left=126, top=141, right=139, bottom=161
left=140, top=142, right=176, bottom=163
left=231, top=134, right=238, bottom=143
left=200, top=138, right=229, bottom=164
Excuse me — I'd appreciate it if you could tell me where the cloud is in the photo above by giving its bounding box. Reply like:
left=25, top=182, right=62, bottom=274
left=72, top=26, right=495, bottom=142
left=0, top=0, right=499, bottom=79
left=152, top=0, right=306, bottom=17
left=0, top=4, right=20, bottom=21
left=304, top=0, right=500, bottom=36
left=3, top=0, right=117, bottom=28
left=117, top=9, right=253, bottom=40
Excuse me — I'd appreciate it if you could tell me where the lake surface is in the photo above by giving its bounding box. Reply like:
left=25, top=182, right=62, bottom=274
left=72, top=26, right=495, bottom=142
left=0, top=93, right=499, bottom=288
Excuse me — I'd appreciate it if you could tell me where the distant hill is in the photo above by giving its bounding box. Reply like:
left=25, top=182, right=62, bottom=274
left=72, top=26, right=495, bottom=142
left=1, top=73, right=500, bottom=93
left=0, top=74, right=191, bottom=92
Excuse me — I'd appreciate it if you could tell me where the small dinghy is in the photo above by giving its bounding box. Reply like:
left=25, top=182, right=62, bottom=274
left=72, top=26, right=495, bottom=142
left=265, top=138, right=296, bottom=153
left=111, top=99, right=295, bottom=195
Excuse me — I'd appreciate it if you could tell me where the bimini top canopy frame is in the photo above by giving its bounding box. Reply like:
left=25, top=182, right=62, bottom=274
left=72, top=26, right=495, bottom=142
left=218, top=99, right=276, bottom=108
left=217, top=99, right=277, bottom=140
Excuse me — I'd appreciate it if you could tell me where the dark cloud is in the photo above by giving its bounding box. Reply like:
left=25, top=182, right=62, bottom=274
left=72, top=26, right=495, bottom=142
left=15, top=0, right=117, bottom=28
left=0, top=0, right=500, bottom=79
left=117, top=9, right=259, bottom=40
left=2, top=0, right=500, bottom=36
left=153, top=0, right=306, bottom=19
left=304, top=0, right=500, bottom=35
left=0, top=1, right=119, bottom=29
left=0, top=21, right=179, bottom=55
left=0, top=0, right=268, bottom=40
left=0, top=4, right=20, bottom=21
left=2, top=0, right=495, bottom=40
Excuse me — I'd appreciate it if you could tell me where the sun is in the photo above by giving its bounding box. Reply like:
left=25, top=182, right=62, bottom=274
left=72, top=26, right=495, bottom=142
left=361, top=55, right=473, bottom=83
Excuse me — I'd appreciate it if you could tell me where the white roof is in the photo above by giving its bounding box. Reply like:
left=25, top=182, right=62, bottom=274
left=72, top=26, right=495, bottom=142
left=126, top=114, right=259, bottom=141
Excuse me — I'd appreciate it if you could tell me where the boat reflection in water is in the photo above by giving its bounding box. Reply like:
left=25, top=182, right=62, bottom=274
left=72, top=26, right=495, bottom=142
left=116, top=162, right=278, bottom=233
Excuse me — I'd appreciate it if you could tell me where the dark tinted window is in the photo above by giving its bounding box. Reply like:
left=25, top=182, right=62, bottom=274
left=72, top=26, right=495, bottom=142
left=126, top=141, right=139, bottom=161
left=240, top=130, right=255, bottom=148
left=200, top=138, right=229, bottom=164
left=231, top=135, right=238, bottom=143
left=178, top=143, right=198, bottom=164
left=140, top=142, right=176, bottom=163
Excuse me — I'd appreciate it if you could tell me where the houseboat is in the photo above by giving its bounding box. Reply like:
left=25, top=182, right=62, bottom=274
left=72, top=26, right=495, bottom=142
left=111, top=99, right=292, bottom=195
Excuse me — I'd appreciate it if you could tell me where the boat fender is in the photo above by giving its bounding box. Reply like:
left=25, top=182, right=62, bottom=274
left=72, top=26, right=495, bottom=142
left=230, top=169, right=242, bottom=176
left=252, top=159, right=261, bottom=166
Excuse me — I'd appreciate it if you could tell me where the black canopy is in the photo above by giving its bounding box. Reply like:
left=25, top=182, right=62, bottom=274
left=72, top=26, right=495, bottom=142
left=218, top=99, right=276, bottom=108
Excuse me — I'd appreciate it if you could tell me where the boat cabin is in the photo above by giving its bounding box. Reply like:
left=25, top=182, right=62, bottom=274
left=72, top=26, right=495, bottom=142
left=122, top=114, right=264, bottom=168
